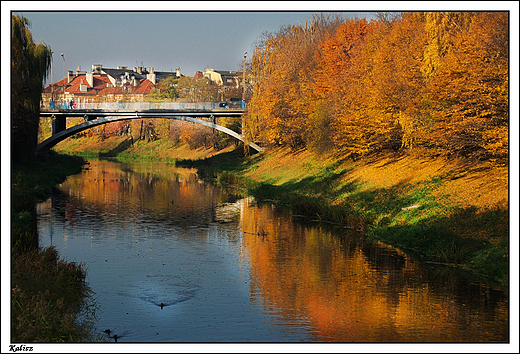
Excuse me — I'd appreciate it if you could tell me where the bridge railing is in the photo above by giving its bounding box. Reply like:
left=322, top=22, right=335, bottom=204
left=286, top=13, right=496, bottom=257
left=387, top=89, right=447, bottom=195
left=46, top=101, right=235, bottom=111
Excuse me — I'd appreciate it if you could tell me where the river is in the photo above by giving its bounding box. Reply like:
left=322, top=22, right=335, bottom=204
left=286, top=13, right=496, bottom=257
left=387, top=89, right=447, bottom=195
left=36, top=159, right=509, bottom=343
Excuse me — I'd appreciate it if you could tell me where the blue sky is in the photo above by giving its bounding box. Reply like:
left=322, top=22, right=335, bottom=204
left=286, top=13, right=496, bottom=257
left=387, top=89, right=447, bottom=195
left=6, top=2, right=516, bottom=83
left=9, top=8, right=376, bottom=82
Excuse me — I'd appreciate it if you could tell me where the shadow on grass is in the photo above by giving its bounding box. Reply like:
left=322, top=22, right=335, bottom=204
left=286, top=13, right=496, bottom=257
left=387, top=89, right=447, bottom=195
left=176, top=147, right=263, bottom=177
left=260, top=176, right=508, bottom=283
left=368, top=205, right=508, bottom=283
left=99, top=138, right=134, bottom=158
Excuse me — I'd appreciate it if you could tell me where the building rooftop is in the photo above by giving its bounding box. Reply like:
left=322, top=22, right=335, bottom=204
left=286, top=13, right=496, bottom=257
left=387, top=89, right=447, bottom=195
left=43, top=74, right=155, bottom=96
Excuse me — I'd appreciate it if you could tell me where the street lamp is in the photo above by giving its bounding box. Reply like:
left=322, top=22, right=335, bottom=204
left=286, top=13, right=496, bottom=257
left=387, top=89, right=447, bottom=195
left=241, top=51, right=247, bottom=135
left=61, top=53, right=65, bottom=79
left=242, top=51, right=247, bottom=103
left=50, top=51, right=54, bottom=103
left=61, top=53, right=66, bottom=106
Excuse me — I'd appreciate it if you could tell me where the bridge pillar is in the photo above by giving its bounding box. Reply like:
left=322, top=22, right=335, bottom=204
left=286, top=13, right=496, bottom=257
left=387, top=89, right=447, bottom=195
left=211, top=114, right=216, bottom=134
left=52, top=115, right=67, bottom=135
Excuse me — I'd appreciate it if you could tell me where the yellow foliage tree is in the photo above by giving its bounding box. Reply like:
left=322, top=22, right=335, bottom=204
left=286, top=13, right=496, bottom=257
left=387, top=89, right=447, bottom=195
left=427, top=12, right=508, bottom=160
left=247, top=14, right=342, bottom=149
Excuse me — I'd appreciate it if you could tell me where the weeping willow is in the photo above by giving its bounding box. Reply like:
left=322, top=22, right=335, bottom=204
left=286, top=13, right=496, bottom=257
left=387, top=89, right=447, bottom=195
left=12, top=14, right=52, bottom=163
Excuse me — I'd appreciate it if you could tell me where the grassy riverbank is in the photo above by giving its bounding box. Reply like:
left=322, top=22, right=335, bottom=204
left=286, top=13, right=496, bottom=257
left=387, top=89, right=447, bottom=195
left=11, top=152, right=98, bottom=342
left=54, top=136, right=510, bottom=284
left=53, top=135, right=231, bottom=162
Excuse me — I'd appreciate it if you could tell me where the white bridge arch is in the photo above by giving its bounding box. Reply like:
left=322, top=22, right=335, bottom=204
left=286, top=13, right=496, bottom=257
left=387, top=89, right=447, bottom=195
left=37, top=109, right=263, bottom=153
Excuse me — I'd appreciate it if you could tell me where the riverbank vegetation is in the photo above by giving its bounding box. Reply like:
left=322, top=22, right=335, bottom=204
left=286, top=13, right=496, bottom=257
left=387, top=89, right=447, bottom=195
left=52, top=134, right=234, bottom=162
left=11, top=14, right=96, bottom=342
left=11, top=151, right=97, bottom=342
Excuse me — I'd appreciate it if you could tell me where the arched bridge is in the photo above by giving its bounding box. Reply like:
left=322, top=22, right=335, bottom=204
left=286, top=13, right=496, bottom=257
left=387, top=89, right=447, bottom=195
left=37, top=102, right=263, bottom=153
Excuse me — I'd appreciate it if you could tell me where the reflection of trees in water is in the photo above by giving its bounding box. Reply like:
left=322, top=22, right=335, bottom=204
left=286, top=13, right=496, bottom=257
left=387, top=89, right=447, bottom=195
left=360, top=241, right=506, bottom=316
left=239, top=202, right=508, bottom=342
left=45, top=161, right=243, bottom=243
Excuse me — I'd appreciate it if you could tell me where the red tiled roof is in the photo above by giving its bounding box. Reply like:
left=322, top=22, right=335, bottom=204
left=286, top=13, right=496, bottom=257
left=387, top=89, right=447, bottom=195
left=43, top=75, right=155, bottom=96
left=96, top=86, right=123, bottom=96
left=65, top=76, right=95, bottom=95
left=133, top=79, right=155, bottom=94
left=92, top=76, right=113, bottom=90
left=43, top=76, right=69, bottom=93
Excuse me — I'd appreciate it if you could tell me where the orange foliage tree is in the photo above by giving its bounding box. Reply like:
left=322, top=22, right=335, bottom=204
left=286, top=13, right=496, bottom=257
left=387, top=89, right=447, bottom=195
left=426, top=12, right=509, bottom=160
left=309, top=19, right=371, bottom=155
left=246, top=14, right=343, bottom=149
left=246, top=12, right=508, bottom=163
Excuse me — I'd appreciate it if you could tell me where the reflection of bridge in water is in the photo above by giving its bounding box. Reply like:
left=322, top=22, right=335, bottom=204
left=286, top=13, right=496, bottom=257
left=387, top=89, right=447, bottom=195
left=38, top=102, right=263, bottom=153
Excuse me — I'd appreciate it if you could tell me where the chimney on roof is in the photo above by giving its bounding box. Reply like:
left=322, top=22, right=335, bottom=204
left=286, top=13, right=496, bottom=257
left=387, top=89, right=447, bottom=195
left=86, top=72, right=94, bottom=87
left=67, top=70, right=74, bottom=83
left=175, top=68, right=181, bottom=78
left=147, top=71, right=156, bottom=85
left=148, top=67, right=154, bottom=74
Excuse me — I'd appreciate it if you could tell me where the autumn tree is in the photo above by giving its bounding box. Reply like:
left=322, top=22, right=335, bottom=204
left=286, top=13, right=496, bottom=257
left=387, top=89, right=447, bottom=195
left=180, top=123, right=219, bottom=150
left=426, top=12, right=508, bottom=160
left=367, top=13, right=431, bottom=151
left=147, top=76, right=179, bottom=102
left=246, top=13, right=342, bottom=149
left=12, top=14, right=52, bottom=163
left=312, top=17, right=379, bottom=157
left=177, top=76, right=218, bottom=102
left=246, top=11, right=508, bottom=162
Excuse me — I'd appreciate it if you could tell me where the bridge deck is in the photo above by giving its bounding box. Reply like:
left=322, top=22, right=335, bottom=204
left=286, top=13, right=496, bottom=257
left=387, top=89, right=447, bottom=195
left=42, top=101, right=244, bottom=112
left=40, top=109, right=244, bottom=118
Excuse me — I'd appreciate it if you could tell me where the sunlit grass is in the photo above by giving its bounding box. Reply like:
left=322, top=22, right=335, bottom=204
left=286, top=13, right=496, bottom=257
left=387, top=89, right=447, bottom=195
left=54, top=135, right=232, bottom=162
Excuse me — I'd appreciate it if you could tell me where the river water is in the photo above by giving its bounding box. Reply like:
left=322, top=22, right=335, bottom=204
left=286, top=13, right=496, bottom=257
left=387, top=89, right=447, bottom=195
left=36, top=159, right=509, bottom=343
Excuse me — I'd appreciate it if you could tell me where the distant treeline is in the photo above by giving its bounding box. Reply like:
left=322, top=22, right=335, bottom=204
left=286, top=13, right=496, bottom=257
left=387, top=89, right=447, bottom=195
left=244, top=12, right=508, bottom=161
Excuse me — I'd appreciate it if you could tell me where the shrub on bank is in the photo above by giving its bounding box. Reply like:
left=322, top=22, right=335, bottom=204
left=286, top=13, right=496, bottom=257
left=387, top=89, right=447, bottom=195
left=11, top=247, right=97, bottom=342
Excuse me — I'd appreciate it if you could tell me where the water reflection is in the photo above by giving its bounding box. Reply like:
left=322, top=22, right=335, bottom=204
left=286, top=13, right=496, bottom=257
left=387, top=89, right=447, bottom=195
left=239, top=202, right=508, bottom=342
left=37, top=159, right=508, bottom=342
